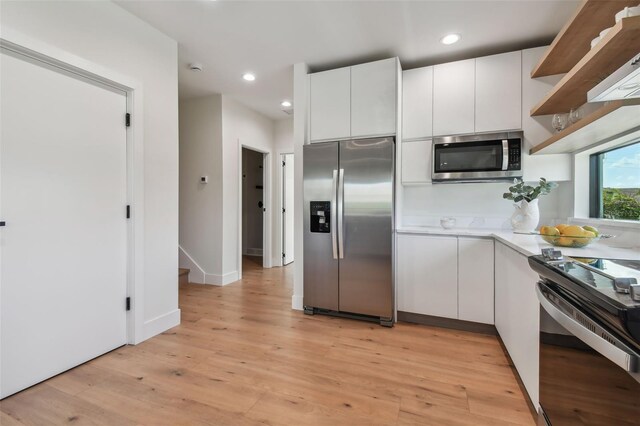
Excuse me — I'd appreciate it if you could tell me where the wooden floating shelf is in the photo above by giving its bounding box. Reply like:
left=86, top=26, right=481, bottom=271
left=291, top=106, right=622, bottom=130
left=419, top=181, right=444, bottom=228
left=531, top=0, right=638, bottom=78
left=530, top=99, right=640, bottom=155
left=530, top=15, right=640, bottom=116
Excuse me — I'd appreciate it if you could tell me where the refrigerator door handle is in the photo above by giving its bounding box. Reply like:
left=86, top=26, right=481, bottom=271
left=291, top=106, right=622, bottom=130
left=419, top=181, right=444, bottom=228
left=338, top=168, right=345, bottom=259
left=331, top=169, right=338, bottom=260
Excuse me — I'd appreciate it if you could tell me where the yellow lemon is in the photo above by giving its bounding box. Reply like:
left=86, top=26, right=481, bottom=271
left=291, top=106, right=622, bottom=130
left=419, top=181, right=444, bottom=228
left=555, top=224, right=570, bottom=233
left=562, top=225, right=588, bottom=237
left=540, top=226, right=560, bottom=236
left=583, top=225, right=599, bottom=237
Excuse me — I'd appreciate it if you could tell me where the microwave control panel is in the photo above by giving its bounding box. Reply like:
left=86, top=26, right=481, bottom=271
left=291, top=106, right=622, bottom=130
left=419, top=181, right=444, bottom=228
left=310, top=201, right=331, bottom=233
left=507, top=139, right=521, bottom=171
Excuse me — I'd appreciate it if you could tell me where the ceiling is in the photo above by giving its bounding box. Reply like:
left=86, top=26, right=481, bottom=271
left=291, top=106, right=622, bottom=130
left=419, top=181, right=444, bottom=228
left=117, top=0, right=579, bottom=120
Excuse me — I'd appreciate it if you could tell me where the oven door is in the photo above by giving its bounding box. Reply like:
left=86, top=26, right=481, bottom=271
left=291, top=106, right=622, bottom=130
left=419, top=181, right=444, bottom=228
left=537, top=282, right=640, bottom=426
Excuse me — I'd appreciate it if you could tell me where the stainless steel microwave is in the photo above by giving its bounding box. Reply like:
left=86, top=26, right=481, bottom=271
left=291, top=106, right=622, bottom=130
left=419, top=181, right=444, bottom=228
left=432, top=131, right=523, bottom=182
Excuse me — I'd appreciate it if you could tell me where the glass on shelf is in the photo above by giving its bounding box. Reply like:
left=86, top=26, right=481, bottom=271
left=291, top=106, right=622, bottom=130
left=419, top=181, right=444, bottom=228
left=552, top=113, right=568, bottom=132
left=569, top=107, right=582, bottom=125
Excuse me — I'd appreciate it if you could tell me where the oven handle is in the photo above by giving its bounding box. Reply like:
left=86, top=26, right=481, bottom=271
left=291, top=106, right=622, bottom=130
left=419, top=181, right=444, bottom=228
left=501, top=139, right=509, bottom=171
left=536, top=282, right=640, bottom=373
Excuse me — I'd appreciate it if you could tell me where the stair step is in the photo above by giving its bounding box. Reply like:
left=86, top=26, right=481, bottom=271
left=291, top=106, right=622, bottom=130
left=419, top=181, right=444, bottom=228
left=179, top=268, right=190, bottom=286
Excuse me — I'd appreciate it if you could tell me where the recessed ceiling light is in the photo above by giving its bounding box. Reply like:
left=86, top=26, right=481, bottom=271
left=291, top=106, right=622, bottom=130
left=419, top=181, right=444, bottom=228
left=281, top=100, right=292, bottom=108
left=440, top=33, right=461, bottom=45
left=242, top=73, right=256, bottom=82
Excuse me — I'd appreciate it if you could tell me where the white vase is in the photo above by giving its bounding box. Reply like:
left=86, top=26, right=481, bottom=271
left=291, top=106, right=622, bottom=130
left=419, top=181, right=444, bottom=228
left=511, top=199, right=540, bottom=233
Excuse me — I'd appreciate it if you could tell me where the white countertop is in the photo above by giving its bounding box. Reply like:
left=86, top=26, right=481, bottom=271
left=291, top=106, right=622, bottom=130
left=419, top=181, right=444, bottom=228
left=397, top=226, right=640, bottom=260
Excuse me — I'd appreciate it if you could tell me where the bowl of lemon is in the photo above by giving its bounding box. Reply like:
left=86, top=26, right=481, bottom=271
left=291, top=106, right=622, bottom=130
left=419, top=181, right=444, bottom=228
left=538, top=224, right=602, bottom=248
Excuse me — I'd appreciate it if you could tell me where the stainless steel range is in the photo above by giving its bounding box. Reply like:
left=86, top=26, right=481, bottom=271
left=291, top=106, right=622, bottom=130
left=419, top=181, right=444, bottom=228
left=529, top=251, right=640, bottom=426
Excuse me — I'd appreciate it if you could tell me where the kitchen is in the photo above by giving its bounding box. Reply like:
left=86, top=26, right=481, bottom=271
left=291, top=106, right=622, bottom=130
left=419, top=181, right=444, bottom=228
left=298, top=1, right=640, bottom=424
left=1, top=1, right=639, bottom=425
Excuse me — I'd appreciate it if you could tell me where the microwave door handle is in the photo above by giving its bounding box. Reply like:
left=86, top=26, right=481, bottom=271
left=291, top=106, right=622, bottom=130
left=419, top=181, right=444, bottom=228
left=331, top=169, right=338, bottom=260
left=502, top=140, right=509, bottom=171
left=536, top=282, right=640, bottom=373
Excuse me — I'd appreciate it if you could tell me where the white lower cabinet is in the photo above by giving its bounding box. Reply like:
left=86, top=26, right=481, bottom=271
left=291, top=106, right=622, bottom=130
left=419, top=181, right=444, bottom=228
left=458, top=238, right=494, bottom=324
left=494, top=241, right=540, bottom=408
left=397, top=234, right=494, bottom=324
left=397, top=234, right=458, bottom=318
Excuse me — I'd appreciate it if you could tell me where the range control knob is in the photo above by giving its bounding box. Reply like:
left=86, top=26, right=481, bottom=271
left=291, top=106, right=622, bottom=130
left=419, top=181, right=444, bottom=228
left=630, top=284, right=640, bottom=302
left=613, top=277, right=638, bottom=294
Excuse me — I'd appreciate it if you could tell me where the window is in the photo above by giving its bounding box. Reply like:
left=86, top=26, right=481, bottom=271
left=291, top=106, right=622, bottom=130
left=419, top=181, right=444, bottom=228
left=589, top=142, right=640, bottom=221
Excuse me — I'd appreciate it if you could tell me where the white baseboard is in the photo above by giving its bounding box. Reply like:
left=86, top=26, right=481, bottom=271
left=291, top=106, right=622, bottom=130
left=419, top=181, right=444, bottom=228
left=204, top=270, right=239, bottom=286
left=143, top=308, right=180, bottom=341
left=178, top=245, right=205, bottom=284
left=292, top=294, right=303, bottom=311
left=242, top=248, right=263, bottom=256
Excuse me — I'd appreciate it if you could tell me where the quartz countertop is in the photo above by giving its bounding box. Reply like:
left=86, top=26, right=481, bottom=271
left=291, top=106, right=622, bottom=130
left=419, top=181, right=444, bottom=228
left=396, top=226, right=640, bottom=260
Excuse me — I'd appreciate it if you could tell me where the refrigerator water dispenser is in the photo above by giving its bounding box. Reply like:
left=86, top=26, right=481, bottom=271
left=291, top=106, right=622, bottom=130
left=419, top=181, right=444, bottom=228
left=309, top=201, right=330, bottom=233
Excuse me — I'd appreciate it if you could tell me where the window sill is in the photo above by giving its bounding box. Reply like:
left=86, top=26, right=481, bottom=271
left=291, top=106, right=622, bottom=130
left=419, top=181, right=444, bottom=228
left=570, top=217, right=640, bottom=230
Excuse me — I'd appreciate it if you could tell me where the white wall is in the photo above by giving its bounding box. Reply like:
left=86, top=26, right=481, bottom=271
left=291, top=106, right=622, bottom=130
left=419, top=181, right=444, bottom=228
left=401, top=182, right=573, bottom=229
left=292, top=63, right=309, bottom=310
left=221, top=96, right=277, bottom=278
left=1, top=1, right=180, bottom=340
left=274, top=118, right=294, bottom=266
left=179, top=95, right=223, bottom=280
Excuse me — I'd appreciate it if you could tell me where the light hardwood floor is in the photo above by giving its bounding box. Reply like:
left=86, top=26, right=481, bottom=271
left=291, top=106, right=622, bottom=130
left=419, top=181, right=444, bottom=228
left=1, top=257, right=535, bottom=425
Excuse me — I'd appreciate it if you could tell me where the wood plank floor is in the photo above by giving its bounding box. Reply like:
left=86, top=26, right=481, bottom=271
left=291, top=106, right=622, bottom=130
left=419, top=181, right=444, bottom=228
left=1, top=257, right=535, bottom=425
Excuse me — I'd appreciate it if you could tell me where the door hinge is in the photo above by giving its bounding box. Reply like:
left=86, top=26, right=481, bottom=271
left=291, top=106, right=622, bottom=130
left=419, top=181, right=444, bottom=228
left=126, top=205, right=131, bottom=219
left=126, top=297, right=131, bottom=311
left=282, top=252, right=285, bottom=258
left=282, top=161, right=285, bottom=167
left=125, top=113, right=131, bottom=127
left=282, top=208, right=286, bottom=213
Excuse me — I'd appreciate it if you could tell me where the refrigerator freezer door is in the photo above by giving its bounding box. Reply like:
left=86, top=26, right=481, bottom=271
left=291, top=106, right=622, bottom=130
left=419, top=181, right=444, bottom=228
left=339, top=138, right=394, bottom=319
left=303, top=142, right=339, bottom=311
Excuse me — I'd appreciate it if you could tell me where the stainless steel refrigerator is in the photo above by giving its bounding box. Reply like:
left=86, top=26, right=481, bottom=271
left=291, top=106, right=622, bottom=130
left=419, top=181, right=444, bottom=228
left=303, top=137, right=394, bottom=326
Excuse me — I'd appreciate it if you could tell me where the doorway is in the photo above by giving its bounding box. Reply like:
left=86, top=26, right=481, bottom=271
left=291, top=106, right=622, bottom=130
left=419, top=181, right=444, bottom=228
left=282, top=153, right=295, bottom=265
left=1, top=47, right=129, bottom=398
left=241, top=147, right=266, bottom=269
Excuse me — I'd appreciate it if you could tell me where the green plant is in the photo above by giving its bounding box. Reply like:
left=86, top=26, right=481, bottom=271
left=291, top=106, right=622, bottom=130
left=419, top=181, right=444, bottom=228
left=503, top=178, right=558, bottom=203
left=603, top=188, right=640, bottom=220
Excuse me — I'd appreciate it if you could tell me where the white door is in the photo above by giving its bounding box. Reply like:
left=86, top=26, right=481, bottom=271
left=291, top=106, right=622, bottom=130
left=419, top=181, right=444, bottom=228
left=282, top=154, right=294, bottom=265
left=0, top=50, right=128, bottom=398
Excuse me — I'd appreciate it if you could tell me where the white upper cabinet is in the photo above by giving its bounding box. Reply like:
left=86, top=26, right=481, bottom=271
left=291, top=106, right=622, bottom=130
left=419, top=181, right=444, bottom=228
left=309, top=58, right=398, bottom=143
left=401, top=139, right=432, bottom=184
left=475, top=51, right=522, bottom=133
left=458, top=238, right=494, bottom=324
left=351, top=58, right=398, bottom=138
left=433, top=59, right=475, bottom=136
left=402, top=67, right=433, bottom=140
left=309, top=67, right=351, bottom=142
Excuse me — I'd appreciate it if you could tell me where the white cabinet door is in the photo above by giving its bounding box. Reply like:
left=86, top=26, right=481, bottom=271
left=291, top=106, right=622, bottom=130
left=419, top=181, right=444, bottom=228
left=458, top=238, right=494, bottom=324
left=309, top=67, right=350, bottom=142
left=495, top=241, right=540, bottom=407
left=521, top=47, right=571, bottom=182
left=475, top=51, right=522, bottom=133
left=351, top=58, right=397, bottom=138
left=397, top=234, right=458, bottom=318
left=433, top=59, right=475, bottom=136
left=401, top=139, right=432, bottom=184
left=402, top=67, right=433, bottom=140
